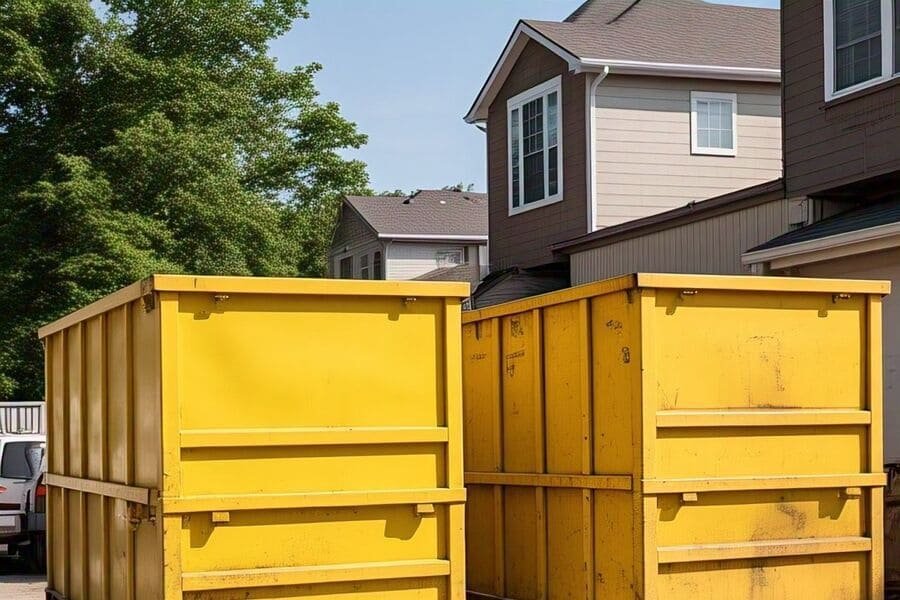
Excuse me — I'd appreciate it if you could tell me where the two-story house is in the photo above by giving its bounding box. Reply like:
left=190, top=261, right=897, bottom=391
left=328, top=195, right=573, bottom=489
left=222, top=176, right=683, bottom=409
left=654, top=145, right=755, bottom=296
left=328, top=189, right=488, bottom=285
left=465, top=0, right=782, bottom=272
left=741, top=0, right=900, bottom=473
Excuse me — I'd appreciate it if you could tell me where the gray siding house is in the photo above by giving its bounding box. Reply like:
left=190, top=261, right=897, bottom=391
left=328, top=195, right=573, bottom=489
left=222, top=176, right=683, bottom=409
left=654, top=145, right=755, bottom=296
left=328, top=189, right=488, bottom=285
left=465, top=0, right=782, bottom=271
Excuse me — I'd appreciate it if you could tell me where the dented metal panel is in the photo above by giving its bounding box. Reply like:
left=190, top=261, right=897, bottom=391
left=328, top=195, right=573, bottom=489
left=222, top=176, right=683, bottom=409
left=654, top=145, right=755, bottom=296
left=462, top=273, right=889, bottom=599
left=41, top=275, right=469, bottom=600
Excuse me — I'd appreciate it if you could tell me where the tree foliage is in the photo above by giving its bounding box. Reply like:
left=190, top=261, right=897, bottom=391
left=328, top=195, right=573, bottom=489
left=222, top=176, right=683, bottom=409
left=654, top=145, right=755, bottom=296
left=0, top=0, right=369, bottom=400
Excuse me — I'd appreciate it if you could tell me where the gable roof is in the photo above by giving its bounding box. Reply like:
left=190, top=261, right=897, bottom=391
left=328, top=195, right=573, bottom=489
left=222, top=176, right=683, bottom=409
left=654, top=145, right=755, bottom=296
left=344, top=189, right=488, bottom=241
left=466, top=0, right=780, bottom=123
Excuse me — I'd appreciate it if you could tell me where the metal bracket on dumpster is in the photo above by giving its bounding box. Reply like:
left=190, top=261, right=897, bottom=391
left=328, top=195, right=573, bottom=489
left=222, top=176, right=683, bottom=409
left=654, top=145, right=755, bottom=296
left=415, top=503, right=436, bottom=517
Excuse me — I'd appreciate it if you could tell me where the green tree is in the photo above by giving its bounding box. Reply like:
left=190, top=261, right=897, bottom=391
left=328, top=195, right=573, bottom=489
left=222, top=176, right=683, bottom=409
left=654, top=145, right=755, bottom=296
left=442, top=182, right=475, bottom=192
left=0, top=0, right=369, bottom=401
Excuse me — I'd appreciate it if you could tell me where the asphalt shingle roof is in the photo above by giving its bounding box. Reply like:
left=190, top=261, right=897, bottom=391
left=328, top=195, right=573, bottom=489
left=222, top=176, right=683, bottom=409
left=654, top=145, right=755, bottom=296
left=526, top=0, right=780, bottom=70
left=345, top=189, right=488, bottom=238
left=749, top=198, right=900, bottom=252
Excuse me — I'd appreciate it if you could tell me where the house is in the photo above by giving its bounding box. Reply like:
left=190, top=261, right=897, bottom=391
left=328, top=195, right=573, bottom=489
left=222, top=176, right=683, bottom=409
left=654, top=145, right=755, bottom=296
left=543, top=0, right=900, bottom=585
left=465, top=0, right=782, bottom=272
left=328, top=189, right=488, bottom=285
left=743, top=0, right=900, bottom=474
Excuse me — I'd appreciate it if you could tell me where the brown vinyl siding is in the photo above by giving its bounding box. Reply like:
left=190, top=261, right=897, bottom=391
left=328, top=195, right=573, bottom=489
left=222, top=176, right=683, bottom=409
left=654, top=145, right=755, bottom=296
left=783, top=0, right=900, bottom=198
left=487, top=40, right=587, bottom=269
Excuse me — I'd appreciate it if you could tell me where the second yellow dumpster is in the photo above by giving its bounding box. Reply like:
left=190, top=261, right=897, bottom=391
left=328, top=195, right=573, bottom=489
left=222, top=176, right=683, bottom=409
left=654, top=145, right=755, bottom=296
left=463, top=273, right=889, bottom=599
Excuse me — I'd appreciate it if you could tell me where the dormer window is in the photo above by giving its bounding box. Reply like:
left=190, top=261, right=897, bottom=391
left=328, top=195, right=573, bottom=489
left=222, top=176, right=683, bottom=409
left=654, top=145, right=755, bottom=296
left=507, top=76, right=563, bottom=215
left=824, top=0, right=900, bottom=100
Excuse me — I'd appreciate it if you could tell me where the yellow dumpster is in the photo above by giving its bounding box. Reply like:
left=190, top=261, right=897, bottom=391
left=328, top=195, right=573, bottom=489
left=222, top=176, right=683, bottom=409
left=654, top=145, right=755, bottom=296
left=462, top=273, right=889, bottom=599
left=39, top=275, right=468, bottom=600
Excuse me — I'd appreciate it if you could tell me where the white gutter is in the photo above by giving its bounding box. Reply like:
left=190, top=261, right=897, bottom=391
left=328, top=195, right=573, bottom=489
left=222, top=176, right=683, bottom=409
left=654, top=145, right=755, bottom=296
left=742, top=221, right=900, bottom=270
left=586, top=66, right=610, bottom=233
left=378, top=234, right=489, bottom=242
left=578, top=58, right=781, bottom=82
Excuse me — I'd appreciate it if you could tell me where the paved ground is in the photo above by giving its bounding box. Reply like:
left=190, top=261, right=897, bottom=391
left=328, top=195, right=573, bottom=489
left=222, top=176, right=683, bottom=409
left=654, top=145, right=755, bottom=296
left=0, top=558, right=44, bottom=600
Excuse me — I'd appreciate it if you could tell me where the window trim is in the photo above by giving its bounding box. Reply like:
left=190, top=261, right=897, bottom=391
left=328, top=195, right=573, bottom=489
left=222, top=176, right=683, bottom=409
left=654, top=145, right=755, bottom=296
left=506, top=75, right=564, bottom=216
left=824, top=0, right=898, bottom=101
left=690, top=91, right=738, bottom=157
left=360, top=254, right=369, bottom=280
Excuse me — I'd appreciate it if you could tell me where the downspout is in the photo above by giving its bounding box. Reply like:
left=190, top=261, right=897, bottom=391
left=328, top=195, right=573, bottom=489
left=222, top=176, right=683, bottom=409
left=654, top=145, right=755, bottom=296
left=586, top=66, right=610, bottom=233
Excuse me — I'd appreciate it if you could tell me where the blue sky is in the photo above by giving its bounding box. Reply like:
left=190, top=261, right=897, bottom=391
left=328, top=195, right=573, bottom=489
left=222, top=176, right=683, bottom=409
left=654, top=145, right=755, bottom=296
left=271, top=0, right=779, bottom=193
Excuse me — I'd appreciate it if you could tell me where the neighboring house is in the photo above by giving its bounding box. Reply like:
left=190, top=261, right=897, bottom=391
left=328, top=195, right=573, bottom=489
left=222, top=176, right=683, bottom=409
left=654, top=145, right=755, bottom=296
left=744, top=0, right=900, bottom=472
left=328, top=189, right=488, bottom=285
left=544, top=0, right=900, bottom=584
left=465, top=0, right=782, bottom=271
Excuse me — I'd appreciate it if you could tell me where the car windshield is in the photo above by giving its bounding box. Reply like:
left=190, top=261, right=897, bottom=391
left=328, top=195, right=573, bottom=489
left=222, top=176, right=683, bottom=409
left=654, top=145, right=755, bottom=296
left=1, top=441, right=43, bottom=480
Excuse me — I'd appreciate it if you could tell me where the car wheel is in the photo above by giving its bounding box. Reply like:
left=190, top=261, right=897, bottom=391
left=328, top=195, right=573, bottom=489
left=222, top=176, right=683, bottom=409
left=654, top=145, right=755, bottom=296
left=26, top=534, right=46, bottom=574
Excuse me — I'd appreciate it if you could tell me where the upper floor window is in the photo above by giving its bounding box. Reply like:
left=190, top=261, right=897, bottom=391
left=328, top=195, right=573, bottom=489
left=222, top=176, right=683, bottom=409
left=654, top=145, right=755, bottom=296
left=690, top=92, right=737, bottom=156
left=507, top=76, right=562, bottom=215
left=825, top=0, right=900, bottom=100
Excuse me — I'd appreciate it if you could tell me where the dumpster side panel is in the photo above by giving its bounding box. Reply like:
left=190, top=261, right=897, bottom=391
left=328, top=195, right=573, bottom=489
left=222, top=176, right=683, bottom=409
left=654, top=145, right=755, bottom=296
left=644, top=286, right=883, bottom=600
left=164, top=291, right=465, bottom=599
left=46, top=297, right=163, bottom=600
left=462, top=289, right=644, bottom=600
left=461, top=274, right=886, bottom=600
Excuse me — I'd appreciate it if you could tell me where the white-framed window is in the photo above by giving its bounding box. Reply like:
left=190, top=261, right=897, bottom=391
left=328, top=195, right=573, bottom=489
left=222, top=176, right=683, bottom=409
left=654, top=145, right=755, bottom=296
left=436, top=250, right=463, bottom=267
left=507, top=75, right=563, bottom=215
left=824, top=0, right=900, bottom=101
left=690, top=92, right=738, bottom=157
left=360, top=254, right=369, bottom=279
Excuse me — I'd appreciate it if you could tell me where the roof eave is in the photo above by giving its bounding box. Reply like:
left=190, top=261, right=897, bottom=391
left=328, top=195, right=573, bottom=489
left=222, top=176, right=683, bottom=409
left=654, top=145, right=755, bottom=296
left=465, top=23, right=781, bottom=125
left=464, top=21, right=582, bottom=124
left=379, top=234, right=489, bottom=242
left=742, top=220, right=900, bottom=270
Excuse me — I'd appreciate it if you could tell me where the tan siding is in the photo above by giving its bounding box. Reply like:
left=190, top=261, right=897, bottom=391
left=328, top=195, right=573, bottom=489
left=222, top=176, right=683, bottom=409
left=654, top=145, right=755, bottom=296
left=594, top=76, right=782, bottom=227
left=781, top=248, right=900, bottom=462
left=570, top=196, right=792, bottom=284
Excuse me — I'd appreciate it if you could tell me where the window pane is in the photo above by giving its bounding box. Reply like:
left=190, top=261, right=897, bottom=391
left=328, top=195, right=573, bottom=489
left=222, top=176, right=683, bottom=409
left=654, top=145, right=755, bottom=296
left=511, top=108, right=520, bottom=207
left=339, top=257, right=352, bottom=279
left=695, top=98, right=734, bottom=150
left=1, top=442, right=40, bottom=479
left=697, top=101, right=709, bottom=129
left=548, top=146, right=558, bottom=196
left=547, top=92, right=558, bottom=147
left=373, top=252, right=382, bottom=279
left=524, top=153, right=544, bottom=204
left=698, top=130, right=710, bottom=148
left=835, top=0, right=881, bottom=45
left=523, top=97, right=543, bottom=156
left=522, top=97, right=545, bottom=204
left=834, top=0, right=882, bottom=90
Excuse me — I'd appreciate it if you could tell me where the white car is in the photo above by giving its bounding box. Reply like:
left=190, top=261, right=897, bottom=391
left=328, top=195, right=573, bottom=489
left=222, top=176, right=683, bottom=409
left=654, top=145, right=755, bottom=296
left=0, top=434, right=46, bottom=569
